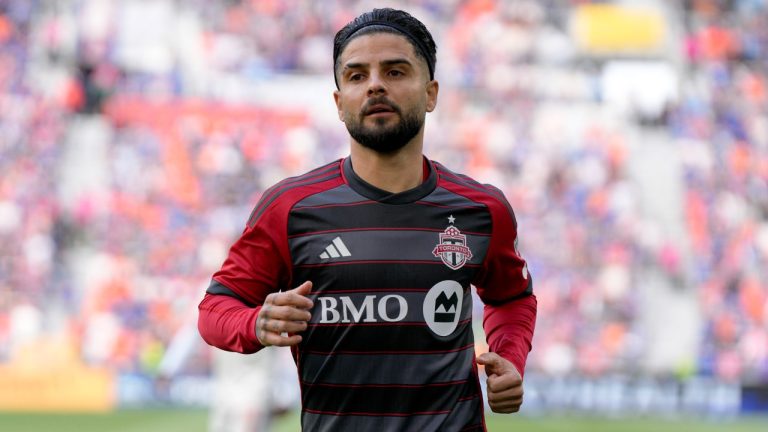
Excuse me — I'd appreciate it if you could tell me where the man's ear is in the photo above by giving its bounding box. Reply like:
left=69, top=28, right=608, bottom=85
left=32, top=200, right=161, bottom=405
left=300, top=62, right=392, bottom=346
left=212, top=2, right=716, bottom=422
left=426, top=79, right=439, bottom=113
left=333, top=89, right=344, bottom=121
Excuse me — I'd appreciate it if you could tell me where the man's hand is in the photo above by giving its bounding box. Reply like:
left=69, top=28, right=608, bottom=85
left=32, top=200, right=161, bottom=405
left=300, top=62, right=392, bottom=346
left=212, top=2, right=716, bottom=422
left=256, top=281, right=314, bottom=347
left=476, top=352, right=524, bottom=413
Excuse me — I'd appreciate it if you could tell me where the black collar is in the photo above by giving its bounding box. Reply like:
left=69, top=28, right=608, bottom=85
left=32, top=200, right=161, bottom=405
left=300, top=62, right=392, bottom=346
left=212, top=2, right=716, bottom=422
left=343, top=156, right=438, bottom=204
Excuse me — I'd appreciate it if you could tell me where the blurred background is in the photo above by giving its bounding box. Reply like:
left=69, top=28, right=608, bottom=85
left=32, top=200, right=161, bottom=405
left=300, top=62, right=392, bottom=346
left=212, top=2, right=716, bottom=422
left=0, top=0, right=767, bottom=431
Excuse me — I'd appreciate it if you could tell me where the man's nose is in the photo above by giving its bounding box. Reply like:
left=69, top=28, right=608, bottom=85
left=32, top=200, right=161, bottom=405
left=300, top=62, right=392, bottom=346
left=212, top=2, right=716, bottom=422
left=367, top=72, right=386, bottom=96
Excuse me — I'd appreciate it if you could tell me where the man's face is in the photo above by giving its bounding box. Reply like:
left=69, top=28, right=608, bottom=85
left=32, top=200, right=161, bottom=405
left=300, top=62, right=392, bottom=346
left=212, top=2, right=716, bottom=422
left=333, top=32, right=438, bottom=154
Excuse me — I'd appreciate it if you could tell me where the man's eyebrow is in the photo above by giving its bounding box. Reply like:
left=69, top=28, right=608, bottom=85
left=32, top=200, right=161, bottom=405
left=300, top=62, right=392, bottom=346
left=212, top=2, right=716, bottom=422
left=343, top=62, right=367, bottom=71
left=343, top=58, right=414, bottom=71
left=380, top=58, right=414, bottom=68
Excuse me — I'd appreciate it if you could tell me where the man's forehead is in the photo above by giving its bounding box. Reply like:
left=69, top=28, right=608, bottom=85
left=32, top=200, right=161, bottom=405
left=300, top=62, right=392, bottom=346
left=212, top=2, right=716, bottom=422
left=339, top=32, right=420, bottom=65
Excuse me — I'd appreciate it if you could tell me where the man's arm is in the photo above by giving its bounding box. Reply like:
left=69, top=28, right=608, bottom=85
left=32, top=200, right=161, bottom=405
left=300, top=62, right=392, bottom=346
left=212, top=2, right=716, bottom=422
left=198, top=281, right=314, bottom=352
left=197, top=194, right=297, bottom=352
left=471, top=188, right=537, bottom=413
left=482, top=294, right=537, bottom=378
left=476, top=293, right=536, bottom=413
left=198, top=165, right=344, bottom=353
left=198, top=292, right=264, bottom=353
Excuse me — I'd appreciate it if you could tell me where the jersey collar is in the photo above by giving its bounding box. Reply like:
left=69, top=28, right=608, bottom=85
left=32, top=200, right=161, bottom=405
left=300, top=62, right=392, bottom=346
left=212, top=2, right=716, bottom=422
left=342, top=156, right=438, bottom=204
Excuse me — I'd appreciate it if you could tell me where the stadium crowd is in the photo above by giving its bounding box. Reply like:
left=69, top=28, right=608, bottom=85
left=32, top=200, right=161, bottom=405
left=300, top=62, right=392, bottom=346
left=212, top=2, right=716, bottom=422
left=0, top=0, right=66, bottom=362
left=675, top=0, right=768, bottom=384
left=0, top=0, right=766, bottom=404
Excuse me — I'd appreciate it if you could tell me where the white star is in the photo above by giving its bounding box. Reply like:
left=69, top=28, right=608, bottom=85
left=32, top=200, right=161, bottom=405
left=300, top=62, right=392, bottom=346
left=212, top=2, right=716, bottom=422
left=448, top=215, right=456, bottom=224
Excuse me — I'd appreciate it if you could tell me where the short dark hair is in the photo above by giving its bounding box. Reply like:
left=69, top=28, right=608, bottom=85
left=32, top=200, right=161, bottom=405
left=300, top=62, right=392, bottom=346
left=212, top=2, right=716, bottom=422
left=332, top=8, right=437, bottom=88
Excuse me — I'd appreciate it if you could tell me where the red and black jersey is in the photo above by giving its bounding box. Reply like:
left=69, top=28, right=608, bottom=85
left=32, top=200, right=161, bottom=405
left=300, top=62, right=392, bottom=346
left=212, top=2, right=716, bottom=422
left=198, top=157, right=536, bottom=431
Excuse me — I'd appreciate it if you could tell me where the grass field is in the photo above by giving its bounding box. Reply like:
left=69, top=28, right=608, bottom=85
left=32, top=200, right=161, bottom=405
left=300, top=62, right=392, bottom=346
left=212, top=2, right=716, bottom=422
left=0, top=409, right=766, bottom=432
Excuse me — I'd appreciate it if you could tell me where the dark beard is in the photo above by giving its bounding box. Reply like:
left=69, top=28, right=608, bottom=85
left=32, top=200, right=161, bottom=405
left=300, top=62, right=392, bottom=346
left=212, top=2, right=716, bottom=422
left=345, top=102, right=424, bottom=154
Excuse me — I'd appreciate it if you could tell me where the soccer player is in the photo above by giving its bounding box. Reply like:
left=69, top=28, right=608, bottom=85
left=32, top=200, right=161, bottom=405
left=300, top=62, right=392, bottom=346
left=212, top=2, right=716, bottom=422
left=198, top=8, right=537, bottom=431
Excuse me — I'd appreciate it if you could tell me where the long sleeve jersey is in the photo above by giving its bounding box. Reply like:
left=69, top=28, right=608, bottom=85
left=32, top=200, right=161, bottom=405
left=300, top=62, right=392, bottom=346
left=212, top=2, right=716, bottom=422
left=198, top=157, right=537, bottom=431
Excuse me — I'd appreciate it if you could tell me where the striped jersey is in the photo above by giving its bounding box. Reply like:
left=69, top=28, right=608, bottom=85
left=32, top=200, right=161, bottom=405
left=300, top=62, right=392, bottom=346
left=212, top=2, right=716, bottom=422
left=199, top=157, right=535, bottom=431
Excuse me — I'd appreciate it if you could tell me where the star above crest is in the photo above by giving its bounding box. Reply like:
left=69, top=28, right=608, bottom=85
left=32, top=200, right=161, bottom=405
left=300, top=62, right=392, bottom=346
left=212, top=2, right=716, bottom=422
left=448, top=215, right=456, bottom=224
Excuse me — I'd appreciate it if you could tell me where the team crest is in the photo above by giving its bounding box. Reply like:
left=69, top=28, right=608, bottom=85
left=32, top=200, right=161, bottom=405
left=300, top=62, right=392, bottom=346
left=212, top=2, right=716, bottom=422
left=432, top=218, right=473, bottom=270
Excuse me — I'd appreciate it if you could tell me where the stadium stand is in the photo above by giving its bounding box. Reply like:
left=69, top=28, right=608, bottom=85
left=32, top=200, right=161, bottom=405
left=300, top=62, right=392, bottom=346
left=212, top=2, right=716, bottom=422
left=0, top=0, right=765, bottom=416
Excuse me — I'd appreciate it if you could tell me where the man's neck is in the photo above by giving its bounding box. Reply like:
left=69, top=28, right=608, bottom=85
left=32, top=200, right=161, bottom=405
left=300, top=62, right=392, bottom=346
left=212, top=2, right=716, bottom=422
left=349, top=141, right=424, bottom=194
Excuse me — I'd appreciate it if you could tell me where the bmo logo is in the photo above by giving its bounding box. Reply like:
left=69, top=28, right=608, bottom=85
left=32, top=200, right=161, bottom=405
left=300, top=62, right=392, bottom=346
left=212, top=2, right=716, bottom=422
left=314, top=280, right=463, bottom=337
left=317, top=295, right=407, bottom=323
left=423, top=280, right=463, bottom=336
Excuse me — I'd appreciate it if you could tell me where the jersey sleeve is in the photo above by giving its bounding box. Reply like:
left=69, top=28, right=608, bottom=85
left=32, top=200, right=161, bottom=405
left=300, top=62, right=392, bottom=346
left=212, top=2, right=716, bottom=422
left=472, top=190, right=537, bottom=377
left=197, top=292, right=263, bottom=353
left=212, top=208, right=292, bottom=306
left=197, top=197, right=292, bottom=353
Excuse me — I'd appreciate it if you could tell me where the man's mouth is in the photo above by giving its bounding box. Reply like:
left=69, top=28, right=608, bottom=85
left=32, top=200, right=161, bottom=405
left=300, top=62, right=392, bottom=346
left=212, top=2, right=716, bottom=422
left=365, top=104, right=396, bottom=116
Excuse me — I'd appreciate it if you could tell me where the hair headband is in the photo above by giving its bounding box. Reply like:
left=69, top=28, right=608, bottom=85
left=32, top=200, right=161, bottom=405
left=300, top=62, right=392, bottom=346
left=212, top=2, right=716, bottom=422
left=334, top=20, right=435, bottom=88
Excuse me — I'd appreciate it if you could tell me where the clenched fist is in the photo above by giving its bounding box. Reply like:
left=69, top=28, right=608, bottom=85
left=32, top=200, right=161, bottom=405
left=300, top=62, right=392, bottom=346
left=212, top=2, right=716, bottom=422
left=256, top=281, right=314, bottom=347
left=476, top=352, right=524, bottom=413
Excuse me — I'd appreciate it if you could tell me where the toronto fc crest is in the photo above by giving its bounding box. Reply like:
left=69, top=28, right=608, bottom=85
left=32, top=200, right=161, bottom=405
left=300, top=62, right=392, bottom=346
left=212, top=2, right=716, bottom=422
left=433, top=216, right=473, bottom=270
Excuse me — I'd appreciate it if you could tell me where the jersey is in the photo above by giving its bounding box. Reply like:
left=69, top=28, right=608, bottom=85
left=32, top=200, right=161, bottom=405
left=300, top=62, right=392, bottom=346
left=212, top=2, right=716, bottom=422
left=198, top=157, right=536, bottom=431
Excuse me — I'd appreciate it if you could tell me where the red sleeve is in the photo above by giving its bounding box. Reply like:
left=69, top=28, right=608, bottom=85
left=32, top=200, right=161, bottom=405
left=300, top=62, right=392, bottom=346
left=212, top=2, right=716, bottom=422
left=197, top=196, right=292, bottom=353
left=483, top=295, right=537, bottom=377
left=198, top=293, right=264, bottom=353
left=211, top=209, right=291, bottom=306
left=472, top=192, right=536, bottom=377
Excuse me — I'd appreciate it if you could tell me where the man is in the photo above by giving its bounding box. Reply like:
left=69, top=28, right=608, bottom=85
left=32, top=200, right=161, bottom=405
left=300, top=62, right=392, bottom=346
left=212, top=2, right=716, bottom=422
left=198, top=8, right=537, bottom=431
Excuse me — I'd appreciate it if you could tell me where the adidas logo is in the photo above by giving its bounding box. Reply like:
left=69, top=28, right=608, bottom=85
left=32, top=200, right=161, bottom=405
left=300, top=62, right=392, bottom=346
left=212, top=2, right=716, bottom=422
left=319, top=237, right=352, bottom=260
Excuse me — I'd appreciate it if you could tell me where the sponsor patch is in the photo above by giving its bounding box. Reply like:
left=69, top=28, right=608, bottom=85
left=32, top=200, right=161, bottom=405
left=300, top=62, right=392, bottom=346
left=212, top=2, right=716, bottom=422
left=423, top=280, right=463, bottom=336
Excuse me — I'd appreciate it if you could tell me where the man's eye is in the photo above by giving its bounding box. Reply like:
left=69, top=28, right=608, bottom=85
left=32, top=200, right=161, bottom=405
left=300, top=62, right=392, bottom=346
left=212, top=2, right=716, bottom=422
left=389, top=70, right=404, bottom=77
left=349, top=73, right=363, bottom=81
